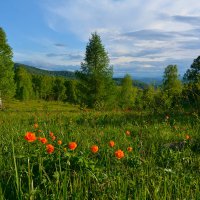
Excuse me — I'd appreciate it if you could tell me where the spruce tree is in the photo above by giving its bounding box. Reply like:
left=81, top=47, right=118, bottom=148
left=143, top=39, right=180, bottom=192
left=0, top=27, right=15, bottom=98
left=76, top=32, right=115, bottom=108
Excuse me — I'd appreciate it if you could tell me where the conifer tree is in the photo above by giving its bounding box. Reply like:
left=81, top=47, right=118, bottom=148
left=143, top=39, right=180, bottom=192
left=76, top=32, right=115, bottom=108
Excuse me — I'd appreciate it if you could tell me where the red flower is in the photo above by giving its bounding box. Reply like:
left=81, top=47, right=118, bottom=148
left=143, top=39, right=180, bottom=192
left=185, top=134, right=191, bottom=140
left=126, top=130, right=131, bottom=136
left=34, top=123, right=39, bottom=129
left=115, top=149, right=124, bottom=159
left=49, top=132, right=54, bottom=137
left=68, top=142, right=77, bottom=150
left=46, top=144, right=54, bottom=154
left=24, top=132, right=37, bottom=142
left=91, top=145, right=99, bottom=153
left=57, top=140, right=62, bottom=145
left=127, top=147, right=133, bottom=152
left=109, top=140, right=115, bottom=147
left=51, top=136, right=56, bottom=141
left=39, top=137, right=48, bottom=144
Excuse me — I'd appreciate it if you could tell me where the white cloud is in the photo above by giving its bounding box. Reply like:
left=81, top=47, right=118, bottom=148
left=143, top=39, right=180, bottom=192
left=36, top=0, right=200, bottom=76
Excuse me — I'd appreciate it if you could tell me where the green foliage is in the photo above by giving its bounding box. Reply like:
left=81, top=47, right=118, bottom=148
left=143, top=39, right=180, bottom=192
left=14, top=63, right=75, bottom=79
left=15, top=66, right=33, bottom=100
left=162, top=65, right=183, bottom=109
left=76, top=32, right=115, bottom=108
left=184, top=56, right=200, bottom=83
left=65, top=80, right=79, bottom=104
left=53, top=77, right=66, bottom=101
left=0, top=27, right=16, bottom=99
left=1, top=101, right=200, bottom=199
left=119, top=74, right=137, bottom=109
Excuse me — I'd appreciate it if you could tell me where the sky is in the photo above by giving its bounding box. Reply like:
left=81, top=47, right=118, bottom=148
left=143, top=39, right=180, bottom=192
left=1, top=0, right=200, bottom=78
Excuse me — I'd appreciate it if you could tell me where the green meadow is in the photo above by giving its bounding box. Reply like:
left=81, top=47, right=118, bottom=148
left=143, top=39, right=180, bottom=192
left=0, top=100, right=200, bottom=200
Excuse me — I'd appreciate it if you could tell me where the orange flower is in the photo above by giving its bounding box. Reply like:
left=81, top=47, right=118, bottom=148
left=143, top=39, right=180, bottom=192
left=38, top=129, right=42, bottom=133
left=46, top=144, right=54, bottom=154
left=39, top=137, right=48, bottom=144
left=49, top=132, right=54, bottom=137
left=51, top=136, right=56, bottom=141
left=185, top=134, right=191, bottom=140
left=109, top=140, right=115, bottom=147
left=115, top=149, right=124, bottom=159
left=126, top=130, right=131, bottom=136
left=24, top=132, right=37, bottom=142
left=57, top=140, right=62, bottom=145
left=68, top=142, right=77, bottom=150
left=127, top=147, right=133, bottom=152
left=91, top=145, right=99, bottom=153
left=34, top=123, right=39, bottom=129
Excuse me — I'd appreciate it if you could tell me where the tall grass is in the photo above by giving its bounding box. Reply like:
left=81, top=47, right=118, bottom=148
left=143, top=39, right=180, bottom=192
left=0, top=101, right=200, bottom=199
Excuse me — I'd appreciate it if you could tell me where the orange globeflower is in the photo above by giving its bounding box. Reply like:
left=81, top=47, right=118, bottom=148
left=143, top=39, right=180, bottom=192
left=57, top=140, right=62, bottom=145
left=126, top=130, right=131, bottom=136
left=185, top=134, right=191, bottom=140
left=51, top=136, right=56, bottom=141
left=109, top=140, right=115, bottom=147
left=91, top=145, right=99, bottom=153
left=49, top=132, right=54, bottom=137
left=46, top=144, right=54, bottom=154
left=24, top=132, right=37, bottom=142
left=127, top=147, right=133, bottom=152
left=39, top=137, right=48, bottom=144
left=34, top=123, right=39, bottom=129
left=115, top=149, right=124, bottom=159
left=68, top=142, right=77, bottom=150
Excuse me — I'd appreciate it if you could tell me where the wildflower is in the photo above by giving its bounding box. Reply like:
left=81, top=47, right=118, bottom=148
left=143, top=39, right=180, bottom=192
left=38, top=130, right=42, bottom=133
left=68, top=142, right=77, bottom=150
left=109, top=140, right=115, bottom=147
left=34, top=123, right=39, bottom=129
left=39, top=137, right=48, bottom=144
left=24, top=132, right=37, bottom=142
left=185, top=134, right=191, bottom=140
left=63, top=148, right=67, bottom=152
left=165, top=115, right=169, bottom=120
left=49, top=132, right=54, bottom=137
left=58, top=140, right=62, bottom=145
left=115, top=149, right=124, bottom=159
left=127, top=147, right=133, bottom=152
left=46, top=144, right=54, bottom=154
left=51, top=136, right=56, bottom=141
left=91, top=145, right=99, bottom=153
left=126, top=130, right=131, bottom=136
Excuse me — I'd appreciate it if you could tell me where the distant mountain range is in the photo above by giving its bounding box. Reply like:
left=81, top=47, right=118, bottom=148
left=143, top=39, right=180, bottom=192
left=14, top=63, right=162, bottom=88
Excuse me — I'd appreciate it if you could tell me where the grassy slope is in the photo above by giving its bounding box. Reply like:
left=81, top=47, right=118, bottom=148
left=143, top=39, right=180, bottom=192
left=0, top=100, right=200, bottom=199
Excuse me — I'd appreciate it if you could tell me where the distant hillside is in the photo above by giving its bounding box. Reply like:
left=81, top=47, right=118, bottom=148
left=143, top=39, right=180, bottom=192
left=14, top=63, right=76, bottom=79
left=14, top=63, right=153, bottom=89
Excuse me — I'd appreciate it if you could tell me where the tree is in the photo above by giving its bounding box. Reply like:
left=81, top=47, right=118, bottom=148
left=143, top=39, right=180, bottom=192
left=183, top=56, right=200, bottom=111
left=119, top=74, right=137, bottom=109
left=76, top=32, right=115, bottom=108
left=162, top=65, right=182, bottom=108
left=184, top=56, right=200, bottom=83
left=53, top=77, right=66, bottom=101
left=15, top=66, right=33, bottom=100
left=0, top=27, right=15, bottom=98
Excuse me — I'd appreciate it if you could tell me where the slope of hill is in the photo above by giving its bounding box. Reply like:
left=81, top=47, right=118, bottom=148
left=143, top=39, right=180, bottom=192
left=14, top=63, right=76, bottom=79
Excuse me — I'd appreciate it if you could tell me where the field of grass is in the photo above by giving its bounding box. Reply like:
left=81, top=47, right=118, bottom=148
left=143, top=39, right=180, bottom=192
left=0, top=100, right=200, bottom=199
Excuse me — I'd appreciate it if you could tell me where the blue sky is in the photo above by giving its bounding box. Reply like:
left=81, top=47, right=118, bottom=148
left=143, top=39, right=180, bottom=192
left=1, top=0, right=200, bottom=78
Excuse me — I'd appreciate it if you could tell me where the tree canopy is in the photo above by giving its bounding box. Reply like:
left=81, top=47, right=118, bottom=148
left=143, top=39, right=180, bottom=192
left=0, top=27, right=15, bottom=98
left=76, top=32, right=115, bottom=108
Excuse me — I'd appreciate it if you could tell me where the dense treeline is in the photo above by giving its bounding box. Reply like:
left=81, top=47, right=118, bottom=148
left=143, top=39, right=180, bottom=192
left=0, top=28, right=199, bottom=112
